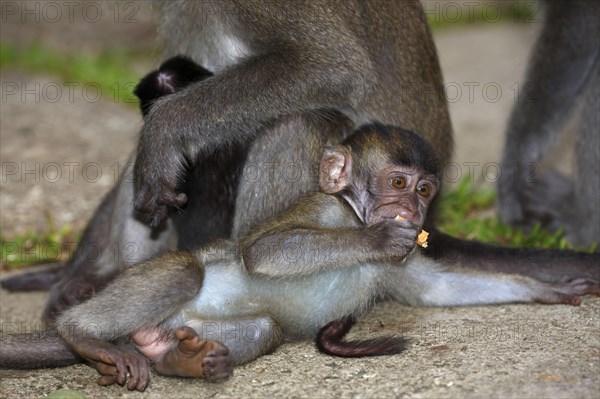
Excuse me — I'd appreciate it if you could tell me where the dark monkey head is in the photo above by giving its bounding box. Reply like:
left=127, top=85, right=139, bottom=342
left=134, top=55, right=213, bottom=117
left=319, top=124, right=441, bottom=227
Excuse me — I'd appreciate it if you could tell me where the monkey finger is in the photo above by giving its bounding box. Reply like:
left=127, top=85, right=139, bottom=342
left=126, top=357, right=150, bottom=391
left=97, top=375, right=117, bottom=387
left=148, top=206, right=168, bottom=228
left=126, top=368, right=140, bottom=391
left=133, top=358, right=151, bottom=392
left=124, top=358, right=142, bottom=391
left=111, top=356, right=128, bottom=386
left=94, top=362, right=118, bottom=376
left=159, top=191, right=188, bottom=209
left=133, top=187, right=157, bottom=215
left=97, top=374, right=119, bottom=387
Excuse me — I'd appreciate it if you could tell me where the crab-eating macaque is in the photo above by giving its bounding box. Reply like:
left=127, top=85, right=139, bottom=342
left=0, top=55, right=250, bottom=318
left=4, top=1, right=450, bottom=323
left=2, top=125, right=598, bottom=392
left=498, top=0, right=600, bottom=248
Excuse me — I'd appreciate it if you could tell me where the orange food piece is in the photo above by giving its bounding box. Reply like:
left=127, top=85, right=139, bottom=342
left=394, top=215, right=429, bottom=248
left=417, top=230, right=429, bottom=248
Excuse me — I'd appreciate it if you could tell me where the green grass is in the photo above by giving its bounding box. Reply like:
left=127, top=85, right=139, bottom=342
left=0, top=41, right=148, bottom=106
left=426, top=0, right=539, bottom=30
left=437, top=178, right=595, bottom=251
left=1, top=214, right=78, bottom=269
left=0, top=41, right=147, bottom=268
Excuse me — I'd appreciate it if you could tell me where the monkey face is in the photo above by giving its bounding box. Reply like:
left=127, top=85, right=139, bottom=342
left=365, top=165, right=438, bottom=227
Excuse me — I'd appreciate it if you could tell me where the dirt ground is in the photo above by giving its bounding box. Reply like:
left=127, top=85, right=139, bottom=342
left=1, top=2, right=598, bottom=398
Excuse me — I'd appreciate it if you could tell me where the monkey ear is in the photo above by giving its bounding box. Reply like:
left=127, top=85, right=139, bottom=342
left=319, top=146, right=352, bottom=194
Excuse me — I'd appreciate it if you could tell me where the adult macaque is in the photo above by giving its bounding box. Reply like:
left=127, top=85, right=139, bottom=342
left=498, top=0, right=600, bottom=247
left=1, top=54, right=249, bottom=318
left=2, top=125, right=597, bottom=392
left=1, top=0, right=453, bottom=323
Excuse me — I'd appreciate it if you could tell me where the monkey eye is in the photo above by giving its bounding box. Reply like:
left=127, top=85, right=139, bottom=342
left=417, top=183, right=431, bottom=197
left=389, top=175, right=407, bottom=189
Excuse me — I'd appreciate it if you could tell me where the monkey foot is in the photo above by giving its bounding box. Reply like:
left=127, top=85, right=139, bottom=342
left=547, top=278, right=600, bottom=306
left=154, top=326, right=232, bottom=382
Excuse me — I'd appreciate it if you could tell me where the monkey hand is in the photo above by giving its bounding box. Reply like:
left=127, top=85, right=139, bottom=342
left=87, top=348, right=151, bottom=392
left=367, top=219, right=420, bottom=261
left=68, top=336, right=151, bottom=392
left=133, top=125, right=189, bottom=227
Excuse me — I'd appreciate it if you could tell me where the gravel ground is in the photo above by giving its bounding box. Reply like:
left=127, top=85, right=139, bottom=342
left=1, top=2, right=598, bottom=398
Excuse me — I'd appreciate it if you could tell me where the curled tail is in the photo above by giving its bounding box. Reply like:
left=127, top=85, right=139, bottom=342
left=0, top=331, right=81, bottom=369
left=316, top=316, right=407, bottom=358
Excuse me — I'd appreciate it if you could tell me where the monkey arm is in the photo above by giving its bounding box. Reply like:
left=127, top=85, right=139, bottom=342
left=241, top=192, right=419, bottom=277
left=242, top=227, right=374, bottom=277
left=133, top=47, right=374, bottom=226
left=240, top=193, right=367, bottom=277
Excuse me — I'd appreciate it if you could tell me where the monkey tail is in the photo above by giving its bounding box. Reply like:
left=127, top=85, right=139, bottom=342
left=316, top=316, right=407, bottom=358
left=1, top=264, right=63, bottom=291
left=0, top=331, right=81, bottom=369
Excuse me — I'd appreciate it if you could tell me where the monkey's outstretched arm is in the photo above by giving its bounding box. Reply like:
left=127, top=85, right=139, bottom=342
left=133, top=47, right=373, bottom=226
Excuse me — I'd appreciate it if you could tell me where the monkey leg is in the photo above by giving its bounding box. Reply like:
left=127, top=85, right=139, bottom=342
left=55, top=252, right=205, bottom=389
left=571, top=59, right=600, bottom=247
left=187, top=315, right=283, bottom=366
left=41, top=158, right=177, bottom=324
left=148, top=327, right=232, bottom=382
left=56, top=252, right=205, bottom=338
left=498, top=1, right=600, bottom=237
left=399, top=264, right=599, bottom=307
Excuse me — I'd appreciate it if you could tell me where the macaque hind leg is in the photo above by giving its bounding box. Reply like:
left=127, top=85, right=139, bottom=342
left=154, top=327, right=232, bottom=382
left=188, top=316, right=283, bottom=366
left=408, top=266, right=599, bottom=307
